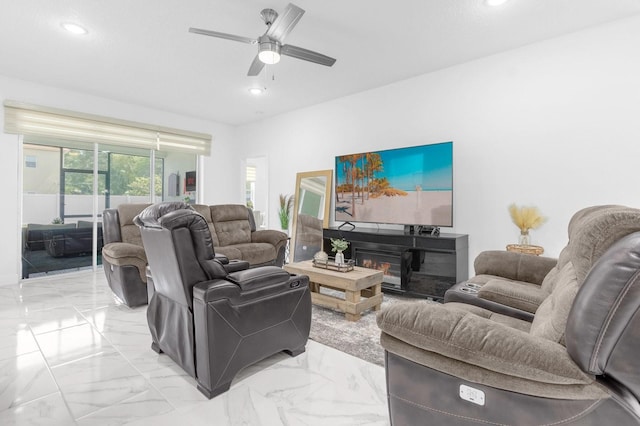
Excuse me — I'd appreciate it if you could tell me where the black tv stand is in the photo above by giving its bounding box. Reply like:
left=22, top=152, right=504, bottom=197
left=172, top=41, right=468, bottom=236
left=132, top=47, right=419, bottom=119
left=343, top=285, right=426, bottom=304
left=323, top=227, right=468, bottom=301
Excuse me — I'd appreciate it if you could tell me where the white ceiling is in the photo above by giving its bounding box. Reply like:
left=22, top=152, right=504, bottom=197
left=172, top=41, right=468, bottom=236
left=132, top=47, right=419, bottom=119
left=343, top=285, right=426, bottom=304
left=1, top=1, right=640, bottom=126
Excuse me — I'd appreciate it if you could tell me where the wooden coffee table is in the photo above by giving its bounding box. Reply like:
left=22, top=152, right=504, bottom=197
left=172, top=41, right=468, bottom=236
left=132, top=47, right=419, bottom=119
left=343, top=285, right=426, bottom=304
left=284, top=260, right=384, bottom=321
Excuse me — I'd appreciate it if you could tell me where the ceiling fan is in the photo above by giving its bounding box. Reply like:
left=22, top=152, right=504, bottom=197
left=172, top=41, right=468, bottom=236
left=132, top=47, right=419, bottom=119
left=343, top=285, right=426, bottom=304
left=189, top=3, right=336, bottom=76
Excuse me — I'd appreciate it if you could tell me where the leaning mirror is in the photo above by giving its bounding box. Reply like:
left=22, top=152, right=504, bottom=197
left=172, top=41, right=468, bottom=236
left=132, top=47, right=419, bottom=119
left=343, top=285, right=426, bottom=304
left=290, top=169, right=333, bottom=262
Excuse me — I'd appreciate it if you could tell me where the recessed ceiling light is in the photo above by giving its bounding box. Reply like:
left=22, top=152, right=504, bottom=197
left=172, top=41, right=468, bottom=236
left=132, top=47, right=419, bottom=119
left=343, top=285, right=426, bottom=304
left=248, top=87, right=265, bottom=95
left=61, top=22, right=88, bottom=35
left=486, top=0, right=509, bottom=6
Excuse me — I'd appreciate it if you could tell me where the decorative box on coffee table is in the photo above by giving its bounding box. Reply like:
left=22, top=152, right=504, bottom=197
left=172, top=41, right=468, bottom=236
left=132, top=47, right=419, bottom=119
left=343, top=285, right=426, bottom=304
left=284, top=259, right=383, bottom=321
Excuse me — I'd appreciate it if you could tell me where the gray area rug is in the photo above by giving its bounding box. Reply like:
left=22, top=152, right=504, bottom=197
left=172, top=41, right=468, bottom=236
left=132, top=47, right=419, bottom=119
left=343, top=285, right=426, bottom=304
left=309, top=292, right=428, bottom=366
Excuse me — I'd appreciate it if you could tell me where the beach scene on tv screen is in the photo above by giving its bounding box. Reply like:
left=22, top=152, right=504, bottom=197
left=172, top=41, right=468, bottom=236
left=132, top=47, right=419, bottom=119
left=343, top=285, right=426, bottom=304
left=335, top=142, right=453, bottom=226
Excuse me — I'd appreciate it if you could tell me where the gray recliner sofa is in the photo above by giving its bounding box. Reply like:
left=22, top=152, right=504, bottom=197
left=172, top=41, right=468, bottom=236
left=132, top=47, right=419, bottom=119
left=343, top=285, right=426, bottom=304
left=444, top=205, right=640, bottom=321
left=192, top=204, right=288, bottom=267
left=102, top=202, right=288, bottom=307
left=377, top=206, right=640, bottom=425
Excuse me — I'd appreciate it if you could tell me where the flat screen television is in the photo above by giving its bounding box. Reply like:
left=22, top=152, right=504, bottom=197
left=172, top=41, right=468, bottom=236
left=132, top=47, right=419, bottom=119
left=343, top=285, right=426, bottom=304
left=335, top=141, right=453, bottom=228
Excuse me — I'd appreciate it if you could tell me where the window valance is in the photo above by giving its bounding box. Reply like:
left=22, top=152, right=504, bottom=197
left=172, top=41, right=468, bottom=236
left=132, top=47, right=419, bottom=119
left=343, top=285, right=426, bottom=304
left=4, top=100, right=211, bottom=155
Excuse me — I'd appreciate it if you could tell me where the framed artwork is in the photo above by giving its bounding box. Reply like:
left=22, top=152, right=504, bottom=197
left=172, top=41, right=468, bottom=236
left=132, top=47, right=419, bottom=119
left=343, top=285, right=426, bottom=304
left=185, top=170, right=197, bottom=192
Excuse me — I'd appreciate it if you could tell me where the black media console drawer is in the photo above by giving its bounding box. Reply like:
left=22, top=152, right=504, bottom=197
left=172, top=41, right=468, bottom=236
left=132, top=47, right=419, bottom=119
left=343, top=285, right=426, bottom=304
left=414, top=235, right=458, bottom=251
left=325, top=229, right=411, bottom=248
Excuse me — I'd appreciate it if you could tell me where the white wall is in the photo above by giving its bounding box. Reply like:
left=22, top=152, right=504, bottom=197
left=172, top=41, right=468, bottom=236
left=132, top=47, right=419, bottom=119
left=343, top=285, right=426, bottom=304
left=3, top=15, right=639, bottom=283
left=236, top=15, right=640, bottom=269
left=0, top=76, right=240, bottom=284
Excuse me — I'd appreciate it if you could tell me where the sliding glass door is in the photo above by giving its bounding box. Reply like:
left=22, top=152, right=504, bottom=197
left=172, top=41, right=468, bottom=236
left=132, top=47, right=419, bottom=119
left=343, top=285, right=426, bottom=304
left=9, top=102, right=207, bottom=280
left=22, top=144, right=101, bottom=278
left=99, top=144, right=159, bottom=210
left=21, top=141, right=193, bottom=279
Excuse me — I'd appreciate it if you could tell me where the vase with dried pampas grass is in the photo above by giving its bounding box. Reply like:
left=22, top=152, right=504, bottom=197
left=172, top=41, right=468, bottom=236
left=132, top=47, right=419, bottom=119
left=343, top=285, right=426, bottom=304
left=508, top=203, right=547, bottom=245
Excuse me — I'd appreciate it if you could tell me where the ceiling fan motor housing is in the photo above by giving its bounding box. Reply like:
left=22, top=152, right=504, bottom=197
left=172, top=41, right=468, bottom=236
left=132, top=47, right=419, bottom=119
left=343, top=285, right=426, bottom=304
left=258, top=35, right=281, bottom=64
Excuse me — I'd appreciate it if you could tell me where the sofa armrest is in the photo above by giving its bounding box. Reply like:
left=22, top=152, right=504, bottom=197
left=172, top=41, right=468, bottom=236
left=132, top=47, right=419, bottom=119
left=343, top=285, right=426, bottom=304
left=193, top=268, right=307, bottom=302
left=102, top=242, right=146, bottom=264
left=477, top=279, right=549, bottom=314
left=193, top=279, right=241, bottom=303
left=226, top=266, right=292, bottom=292
left=377, top=302, right=592, bottom=386
left=251, top=229, right=288, bottom=248
left=213, top=253, right=250, bottom=273
left=474, top=251, right=557, bottom=284
left=102, top=242, right=147, bottom=283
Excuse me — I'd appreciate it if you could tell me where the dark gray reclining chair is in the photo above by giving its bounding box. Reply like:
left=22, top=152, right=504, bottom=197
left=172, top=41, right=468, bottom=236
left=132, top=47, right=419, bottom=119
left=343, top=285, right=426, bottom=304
left=377, top=209, right=640, bottom=425
left=134, top=202, right=312, bottom=398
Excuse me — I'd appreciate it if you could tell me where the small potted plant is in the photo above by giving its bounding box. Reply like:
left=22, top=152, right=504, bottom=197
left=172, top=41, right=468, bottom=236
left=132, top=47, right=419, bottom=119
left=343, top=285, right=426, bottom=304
left=278, top=193, right=295, bottom=232
left=330, top=237, right=350, bottom=265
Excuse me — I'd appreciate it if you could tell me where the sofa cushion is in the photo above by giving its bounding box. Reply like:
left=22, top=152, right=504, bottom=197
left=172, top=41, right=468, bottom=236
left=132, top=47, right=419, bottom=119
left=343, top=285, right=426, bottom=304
left=211, top=205, right=252, bottom=246
left=554, top=206, right=640, bottom=285
left=444, top=302, right=532, bottom=333
left=540, top=265, right=560, bottom=294
left=192, top=204, right=220, bottom=247
left=530, top=262, right=579, bottom=345
left=232, top=243, right=276, bottom=266
left=117, top=203, right=150, bottom=247
left=214, top=246, right=242, bottom=262
left=536, top=206, right=640, bottom=306
left=474, top=250, right=556, bottom=285
left=377, top=302, right=602, bottom=397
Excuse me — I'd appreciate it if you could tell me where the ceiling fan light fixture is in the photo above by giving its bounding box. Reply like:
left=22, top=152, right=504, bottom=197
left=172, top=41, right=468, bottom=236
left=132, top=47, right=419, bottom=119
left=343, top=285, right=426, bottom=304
left=61, top=22, right=88, bottom=35
left=258, top=38, right=281, bottom=65
left=485, top=0, right=509, bottom=6
left=248, top=87, right=265, bottom=95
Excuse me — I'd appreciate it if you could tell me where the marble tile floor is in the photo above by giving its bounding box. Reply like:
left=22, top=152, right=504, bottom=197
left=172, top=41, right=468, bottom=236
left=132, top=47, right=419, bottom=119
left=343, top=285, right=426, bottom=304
left=0, top=270, right=390, bottom=425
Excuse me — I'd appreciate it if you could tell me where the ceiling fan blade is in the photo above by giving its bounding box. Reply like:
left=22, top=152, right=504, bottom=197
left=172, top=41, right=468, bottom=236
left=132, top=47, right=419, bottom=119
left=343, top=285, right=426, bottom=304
left=247, top=55, right=266, bottom=76
left=265, top=3, right=305, bottom=43
left=188, top=27, right=256, bottom=45
left=281, top=44, right=336, bottom=67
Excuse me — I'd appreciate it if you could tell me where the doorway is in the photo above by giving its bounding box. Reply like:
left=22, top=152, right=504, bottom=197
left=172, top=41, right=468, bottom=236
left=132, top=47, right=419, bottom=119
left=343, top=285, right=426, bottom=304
left=244, top=156, right=268, bottom=229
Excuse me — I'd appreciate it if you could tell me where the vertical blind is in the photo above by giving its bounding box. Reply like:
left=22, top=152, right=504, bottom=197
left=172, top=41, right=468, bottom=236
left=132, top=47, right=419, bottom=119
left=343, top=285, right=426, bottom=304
left=4, top=100, right=212, bottom=155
